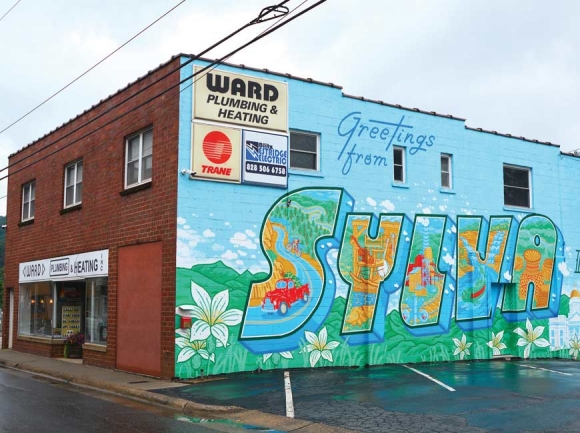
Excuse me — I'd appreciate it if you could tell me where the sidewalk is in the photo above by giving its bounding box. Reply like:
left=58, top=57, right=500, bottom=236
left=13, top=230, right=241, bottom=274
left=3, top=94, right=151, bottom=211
left=0, top=349, right=351, bottom=432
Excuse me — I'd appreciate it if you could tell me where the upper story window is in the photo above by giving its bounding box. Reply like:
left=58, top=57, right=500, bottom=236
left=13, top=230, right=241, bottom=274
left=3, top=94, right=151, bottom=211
left=503, top=164, right=531, bottom=208
left=393, top=146, right=405, bottom=183
left=289, top=131, right=319, bottom=171
left=64, top=160, right=83, bottom=208
left=441, top=154, right=452, bottom=188
left=125, top=128, right=152, bottom=188
left=22, top=181, right=35, bottom=222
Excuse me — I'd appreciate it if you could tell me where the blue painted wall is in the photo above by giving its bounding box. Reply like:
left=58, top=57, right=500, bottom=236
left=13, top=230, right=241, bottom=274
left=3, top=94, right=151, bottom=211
left=174, top=57, right=580, bottom=378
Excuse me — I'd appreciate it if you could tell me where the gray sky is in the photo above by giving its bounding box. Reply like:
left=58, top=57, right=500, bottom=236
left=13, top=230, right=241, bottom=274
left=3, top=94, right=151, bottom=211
left=1, top=0, right=579, bottom=215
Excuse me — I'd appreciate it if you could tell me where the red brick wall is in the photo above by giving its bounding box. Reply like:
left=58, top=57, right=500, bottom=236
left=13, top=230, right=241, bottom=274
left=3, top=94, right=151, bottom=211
left=2, top=57, right=181, bottom=379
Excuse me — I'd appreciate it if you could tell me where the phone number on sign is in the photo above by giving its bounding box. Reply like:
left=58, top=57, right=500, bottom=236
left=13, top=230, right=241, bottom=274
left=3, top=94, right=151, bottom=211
left=245, top=162, right=287, bottom=177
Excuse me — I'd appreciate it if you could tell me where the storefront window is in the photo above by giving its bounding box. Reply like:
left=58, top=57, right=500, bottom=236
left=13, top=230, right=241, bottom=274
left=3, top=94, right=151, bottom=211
left=18, top=282, right=54, bottom=337
left=86, top=278, right=108, bottom=344
left=19, top=278, right=108, bottom=343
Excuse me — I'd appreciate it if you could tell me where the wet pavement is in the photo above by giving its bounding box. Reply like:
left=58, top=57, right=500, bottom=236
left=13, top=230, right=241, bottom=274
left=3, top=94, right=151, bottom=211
left=154, top=360, right=580, bottom=432
left=0, top=367, right=225, bottom=433
left=0, top=349, right=349, bottom=432
left=2, top=348, right=580, bottom=432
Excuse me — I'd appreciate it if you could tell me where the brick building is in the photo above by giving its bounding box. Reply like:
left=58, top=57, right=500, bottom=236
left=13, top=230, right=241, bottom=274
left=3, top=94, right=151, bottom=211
left=2, top=57, right=181, bottom=378
left=3, top=55, right=580, bottom=379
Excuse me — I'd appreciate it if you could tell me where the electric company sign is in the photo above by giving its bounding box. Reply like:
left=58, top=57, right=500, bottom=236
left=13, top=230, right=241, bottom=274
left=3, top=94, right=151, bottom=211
left=192, top=123, right=241, bottom=182
left=242, top=130, right=288, bottom=188
left=193, top=66, right=288, bottom=133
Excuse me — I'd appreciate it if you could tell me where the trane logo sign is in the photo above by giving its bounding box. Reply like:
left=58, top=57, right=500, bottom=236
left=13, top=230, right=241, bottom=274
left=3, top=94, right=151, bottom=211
left=202, top=131, right=233, bottom=176
left=206, top=73, right=279, bottom=102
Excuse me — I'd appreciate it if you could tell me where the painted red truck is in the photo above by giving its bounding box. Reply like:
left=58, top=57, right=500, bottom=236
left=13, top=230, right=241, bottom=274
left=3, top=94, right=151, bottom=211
left=261, top=278, right=310, bottom=315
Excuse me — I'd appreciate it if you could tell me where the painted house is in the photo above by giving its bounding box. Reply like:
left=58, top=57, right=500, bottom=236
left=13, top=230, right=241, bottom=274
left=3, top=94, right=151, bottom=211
left=3, top=54, right=580, bottom=379
left=549, top=289, right=580, bottom=349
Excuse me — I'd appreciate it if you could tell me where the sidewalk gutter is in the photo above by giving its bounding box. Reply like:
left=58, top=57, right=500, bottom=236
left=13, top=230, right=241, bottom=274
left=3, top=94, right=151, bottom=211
left=0, top=356, right=239, bottom=414
left=0, top=353, right=354, bottom=433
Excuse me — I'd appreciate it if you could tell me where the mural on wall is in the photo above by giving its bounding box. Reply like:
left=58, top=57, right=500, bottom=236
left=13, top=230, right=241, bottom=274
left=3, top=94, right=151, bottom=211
left=175, top=63, right=580, bottom=378
left=238, top=188, right=351, bottom=353
left=338, top=213, right=402, bottom=341
left=455, top=216, right=513, bottom=327
left=174, top=186, right=577, bottom=379
left=336, top=111, right=437, bottom=176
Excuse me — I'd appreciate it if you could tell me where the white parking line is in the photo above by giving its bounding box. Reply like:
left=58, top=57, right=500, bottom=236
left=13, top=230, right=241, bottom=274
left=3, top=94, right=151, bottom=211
left=284, top=371, right=295, bottom=418
left=517, top=364, right=573, bottom=376
left=403, top=365, right=456, bottom=392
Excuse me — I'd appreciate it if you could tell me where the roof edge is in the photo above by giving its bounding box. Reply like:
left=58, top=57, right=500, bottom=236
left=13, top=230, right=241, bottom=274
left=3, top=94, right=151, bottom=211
left=464, top=125, right=560, bottom=148
left=341, top=92, right=466, bottom=121
left=10, top=53, right=563, bottom=157
left=181, top=53, right=344, bottom=90
left=10, top=54, right=183, bottom=158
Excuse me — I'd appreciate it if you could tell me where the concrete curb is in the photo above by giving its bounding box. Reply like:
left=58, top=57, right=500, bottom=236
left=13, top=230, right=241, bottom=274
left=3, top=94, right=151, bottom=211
left=0, top=358, right=355, bottom=432
left=0, top=358, right=240, bottom=414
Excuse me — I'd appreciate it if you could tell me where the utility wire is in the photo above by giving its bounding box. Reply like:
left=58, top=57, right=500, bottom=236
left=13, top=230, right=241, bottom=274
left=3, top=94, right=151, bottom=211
left=0, top=0, right=186, bottom=136
left=2, top=0, right=291, bottom=173
left=0, top=0, right=22, bottom=23
left=0, top=0, right=325, bottom=182
left=190, top=0, right=310, bottom=123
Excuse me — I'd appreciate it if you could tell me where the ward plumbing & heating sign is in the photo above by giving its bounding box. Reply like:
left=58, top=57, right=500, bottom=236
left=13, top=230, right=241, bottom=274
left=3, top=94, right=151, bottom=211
left=19, top=249, right=109, bottom=283
left=193, top=67, right=288, bottom=133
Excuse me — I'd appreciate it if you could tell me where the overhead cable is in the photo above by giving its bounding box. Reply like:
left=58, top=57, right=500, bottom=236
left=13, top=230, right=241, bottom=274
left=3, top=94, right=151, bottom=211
left=0, top=0, right=326, bottom=182
left=0, top=0, right=22, bottom=23
left=190, top=0, right=310, bottom=124
left=2, top=0, right=292, bottom=173
left=0, top=0, right=186, bottom=136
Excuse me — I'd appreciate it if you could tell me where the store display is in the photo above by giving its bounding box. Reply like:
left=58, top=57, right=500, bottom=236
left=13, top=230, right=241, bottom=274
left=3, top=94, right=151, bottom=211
left=61, top=306, right=82, bottom=338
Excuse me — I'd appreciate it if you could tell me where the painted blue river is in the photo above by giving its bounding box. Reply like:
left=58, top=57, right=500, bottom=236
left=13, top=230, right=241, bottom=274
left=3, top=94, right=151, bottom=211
left=239, top=220, right=324, bottom=339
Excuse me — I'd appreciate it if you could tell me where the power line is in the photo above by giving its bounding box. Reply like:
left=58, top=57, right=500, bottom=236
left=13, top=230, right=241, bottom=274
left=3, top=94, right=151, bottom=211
left=0, top=0, right=325, bottom=182
left=2, top=0, right=291, bottom=174
left=0, top=0, right=22, bottom=23
left=190, top=0, right=310, bottom=124
left=93, top=0, right=310, bottom=152
left=0, top=0, right=186, bottom=136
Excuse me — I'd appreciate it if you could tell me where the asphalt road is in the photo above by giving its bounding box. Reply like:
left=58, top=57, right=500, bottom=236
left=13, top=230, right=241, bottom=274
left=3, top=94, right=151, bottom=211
left=0, top=366, right=255, bottom=433
left=154, top=360, right=580, bottom=433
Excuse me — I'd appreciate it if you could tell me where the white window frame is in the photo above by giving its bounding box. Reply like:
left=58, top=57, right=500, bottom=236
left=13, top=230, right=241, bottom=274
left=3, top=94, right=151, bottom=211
left=441, top=153, right=452, bottom=189
left=289, top=131, right=319, bottom=171
left=21, top=181, right=35, bottom=222
left=124, top=127, right=153, bottom=188
left=64, top=159, right=83, bottom=208
left=85, top=277, right=108, bottom=345
left=503, top=164, right=532, bottom=208
left=393, top=146, right=406, bottom=183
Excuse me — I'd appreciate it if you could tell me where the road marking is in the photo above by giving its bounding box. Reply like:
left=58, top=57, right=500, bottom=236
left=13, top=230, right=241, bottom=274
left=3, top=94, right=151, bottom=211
left=518, top=364, right=573, bottom=376
left=403, top=365, right=456, bottom=392
left=284, top=371, right=295, bottom=418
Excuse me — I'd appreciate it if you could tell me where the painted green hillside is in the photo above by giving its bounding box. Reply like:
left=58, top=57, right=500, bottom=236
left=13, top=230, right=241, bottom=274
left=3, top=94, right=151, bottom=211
left=176, top=261, right=268, bottom=307
left=175, top=260, right=571, bottom=379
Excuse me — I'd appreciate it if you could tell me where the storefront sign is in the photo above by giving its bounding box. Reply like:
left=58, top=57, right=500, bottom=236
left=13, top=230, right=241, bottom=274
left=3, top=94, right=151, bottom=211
left=242, top=130, right=288, bottom=188
left=192, top=123, right=241, bottom=182
left=193, top=67, right=288, bottom=132
left=19, top=249, right=109, bottom=283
